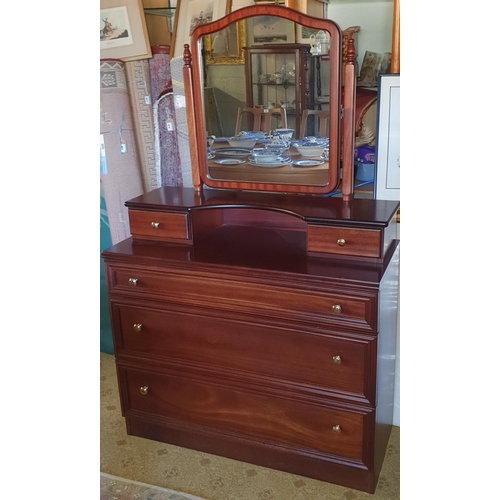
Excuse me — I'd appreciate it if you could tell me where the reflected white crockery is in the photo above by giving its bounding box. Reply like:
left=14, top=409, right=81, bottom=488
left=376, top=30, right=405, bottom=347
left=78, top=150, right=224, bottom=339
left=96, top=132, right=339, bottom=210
left=273, top=129, right=295, bottom=145
left=291, top=136, right=329, bottom=157
left=249, top=148, right=283, bottom=163
left=227, top=131, right=262, bottom=149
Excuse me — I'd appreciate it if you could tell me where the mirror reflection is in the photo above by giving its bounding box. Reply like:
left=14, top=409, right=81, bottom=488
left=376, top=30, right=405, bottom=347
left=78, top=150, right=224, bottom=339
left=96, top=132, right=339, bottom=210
left=193, top=12, right=340, bottom=188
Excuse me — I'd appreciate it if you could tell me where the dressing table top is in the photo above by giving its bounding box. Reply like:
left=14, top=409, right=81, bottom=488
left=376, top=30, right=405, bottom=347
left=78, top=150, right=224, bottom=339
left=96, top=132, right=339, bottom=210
left=124, top=186, right=399, bottom=229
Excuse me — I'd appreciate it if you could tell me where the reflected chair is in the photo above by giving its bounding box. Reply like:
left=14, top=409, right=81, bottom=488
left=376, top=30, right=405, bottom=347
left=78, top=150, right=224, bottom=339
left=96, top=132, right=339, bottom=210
left=235, top=107, right=287, bottom=134
left=299, top=109, right=329, bottom=138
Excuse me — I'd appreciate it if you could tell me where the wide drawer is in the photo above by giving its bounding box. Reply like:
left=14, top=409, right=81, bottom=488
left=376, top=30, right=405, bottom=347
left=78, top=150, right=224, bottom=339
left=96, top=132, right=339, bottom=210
left=106, top=266, right=377, bottom=332
left=112, top=301, right=376, bottom=403
left=129, top=209, right=191, bottom=242
left=118, top=365, right=373, bottom=462
left=307, top=225, right=382, bottom=259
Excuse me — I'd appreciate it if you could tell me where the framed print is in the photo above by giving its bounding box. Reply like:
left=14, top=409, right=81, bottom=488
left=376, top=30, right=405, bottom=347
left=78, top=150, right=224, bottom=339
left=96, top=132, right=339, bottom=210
left=375, top=74, right=400, bottom=201
left=100, top=0, right=152, bottom=61
left=295, top=24, right=317, bottom=45
left=205, top=20, right=246, bottom=65
left=171, top=0, right=227, bottom=59
left=246, top=15, right=295, bottom=45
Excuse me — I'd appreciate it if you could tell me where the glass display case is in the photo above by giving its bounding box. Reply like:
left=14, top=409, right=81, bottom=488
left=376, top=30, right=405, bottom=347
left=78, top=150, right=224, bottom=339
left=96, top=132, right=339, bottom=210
left=244, top=44, right=311, bottom=132
left=244, top=44, right=330, bottom=136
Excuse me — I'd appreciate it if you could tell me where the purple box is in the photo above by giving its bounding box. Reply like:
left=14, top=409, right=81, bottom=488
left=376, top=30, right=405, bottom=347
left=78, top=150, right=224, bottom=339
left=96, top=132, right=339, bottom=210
left=354, top=145, right=375, bottom=164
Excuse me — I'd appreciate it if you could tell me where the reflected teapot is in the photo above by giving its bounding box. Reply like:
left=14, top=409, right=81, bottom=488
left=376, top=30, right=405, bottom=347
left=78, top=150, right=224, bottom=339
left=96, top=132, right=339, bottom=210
left=266, top=131, right=289, bottom=151
left=271, top=128, right=294, bottom=147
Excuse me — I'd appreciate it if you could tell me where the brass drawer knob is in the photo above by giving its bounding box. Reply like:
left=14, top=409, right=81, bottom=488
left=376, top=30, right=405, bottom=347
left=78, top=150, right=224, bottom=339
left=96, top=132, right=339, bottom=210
left=140, top=386, right=148, bottom=395
left=133, top=323, right=142, bottom=332
left=332, top=425, right=342, bottom=433
left=337, top=238, right=346, bottom=247
left=128, top=278, right=138, bottom=286
left=332, top=304, right=342, bottom=315
left=332, top=355, right=342, bottom=365
left=151, top=222, right=160, bottom=229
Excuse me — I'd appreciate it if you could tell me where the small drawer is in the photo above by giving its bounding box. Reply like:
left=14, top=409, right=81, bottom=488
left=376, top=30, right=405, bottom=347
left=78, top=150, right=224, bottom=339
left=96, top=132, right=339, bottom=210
left=119, top=365, right=372, bottom=462
left=112, top=302, right=376, bottom=403
left=129, top=209, right=191, bottom=242
left=106, top=266, right=377, bottom=332
left=307, top=225, right=382, bottom=259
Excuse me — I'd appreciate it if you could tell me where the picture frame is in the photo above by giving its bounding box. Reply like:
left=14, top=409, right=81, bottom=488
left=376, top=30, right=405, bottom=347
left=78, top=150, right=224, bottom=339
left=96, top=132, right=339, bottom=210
left=171, top=0, right=228, bottom=59
left=375, top=74, right=400, bottom=201
left=246, top=15, right=295, bottom=46
left=204, top=20, right=246, bottom=65
left=100, top=0, right=152, bottom=61
left=295, top=24, right=317, bottom=45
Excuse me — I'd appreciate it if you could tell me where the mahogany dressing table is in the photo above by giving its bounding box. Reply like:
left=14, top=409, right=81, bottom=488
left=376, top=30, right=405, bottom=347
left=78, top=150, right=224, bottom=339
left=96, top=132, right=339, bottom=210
left=102, top=6, right=400, bottom=493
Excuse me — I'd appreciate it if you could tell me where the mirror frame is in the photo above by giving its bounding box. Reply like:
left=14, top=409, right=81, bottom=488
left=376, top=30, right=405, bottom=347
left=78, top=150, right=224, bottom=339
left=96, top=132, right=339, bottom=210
left=190, top=5, right=343, bottom=195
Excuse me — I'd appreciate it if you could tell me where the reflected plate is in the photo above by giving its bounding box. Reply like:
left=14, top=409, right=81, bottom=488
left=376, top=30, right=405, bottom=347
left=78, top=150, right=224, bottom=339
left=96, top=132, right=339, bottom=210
left=249, top=157, right=291, bottom=167
left=292, top=159, right=324, bottom=167
left=215, top=148, right=252, bottom=156
left=215, top=158, right=246, bottom=164
left=248, top=154, right=284, bottom=163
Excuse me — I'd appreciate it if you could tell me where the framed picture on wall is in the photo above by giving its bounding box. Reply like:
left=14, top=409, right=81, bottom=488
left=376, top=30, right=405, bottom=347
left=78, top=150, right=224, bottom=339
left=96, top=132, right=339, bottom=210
left=295, top=24, right=316, bottom=45
left=205, top=20, right=246, bottom=65
left=246, top=15, right=295, bottom=45
left=171, top=0, right=227, bottom=58
left=100, top=0, right=152, bottom=61
left=375, top=73, right=400, bottom=201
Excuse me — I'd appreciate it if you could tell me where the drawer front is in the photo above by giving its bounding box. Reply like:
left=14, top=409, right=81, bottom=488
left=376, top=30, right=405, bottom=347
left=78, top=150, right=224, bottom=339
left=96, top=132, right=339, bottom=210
left=308, top=226, right=382, bottom=258
left=107, top=266, right=377, bottom=332
left=129, top=210, right=191, bottom=241
left=112, top=302, right=376, bottom=403
left=119, top=365, right=372, bottom=461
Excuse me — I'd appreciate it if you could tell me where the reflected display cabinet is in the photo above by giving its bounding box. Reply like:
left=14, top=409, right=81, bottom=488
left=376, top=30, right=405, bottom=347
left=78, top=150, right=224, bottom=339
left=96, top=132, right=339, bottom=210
left=245, top=44, right=311, bottom=132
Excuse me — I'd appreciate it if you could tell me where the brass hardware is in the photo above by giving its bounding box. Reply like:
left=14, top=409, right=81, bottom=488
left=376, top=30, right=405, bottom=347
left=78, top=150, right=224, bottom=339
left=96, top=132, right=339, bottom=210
left=332, top=304, right=342, bottom=315
left=332, top=355, right=342, bottom=364
left=337, top=238, right=346, bottom=246
left=332, top=425, right=342, bottom=433
left=128, top=278, right=138, bottom=286
left=133, top=323, right=142, bottom=332
left=151, top=222, right=160, bottom=229
left=140, top=386, right=148, bottom=395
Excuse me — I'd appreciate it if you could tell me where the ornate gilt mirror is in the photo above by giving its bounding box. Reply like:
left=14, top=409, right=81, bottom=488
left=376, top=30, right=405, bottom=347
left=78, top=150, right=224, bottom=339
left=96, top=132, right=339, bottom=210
left=188, top=5, right=350, bottom=195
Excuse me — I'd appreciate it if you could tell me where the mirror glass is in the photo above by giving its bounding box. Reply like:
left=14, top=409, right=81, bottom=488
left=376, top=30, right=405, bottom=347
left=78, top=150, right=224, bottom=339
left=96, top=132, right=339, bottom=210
left=191, top=8, right=342, bottom=194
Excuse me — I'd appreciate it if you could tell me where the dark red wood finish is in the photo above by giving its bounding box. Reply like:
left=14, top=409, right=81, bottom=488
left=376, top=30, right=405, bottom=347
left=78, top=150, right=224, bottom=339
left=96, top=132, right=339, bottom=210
left=102, top=7, right=398, bottom=493
left=102, top=186, right=400, bottom=493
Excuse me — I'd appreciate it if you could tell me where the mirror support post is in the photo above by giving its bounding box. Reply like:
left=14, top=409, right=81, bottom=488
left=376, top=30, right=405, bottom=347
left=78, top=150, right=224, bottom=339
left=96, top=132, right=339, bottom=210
left=341, top=38, right=356, bottom=201
left=183, top=44, right=203, bottom=192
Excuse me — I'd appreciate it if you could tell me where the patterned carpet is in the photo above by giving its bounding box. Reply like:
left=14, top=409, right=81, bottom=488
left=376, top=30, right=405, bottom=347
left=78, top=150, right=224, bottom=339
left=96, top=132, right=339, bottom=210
left=101, top=472, right=209, bottom=500
left=100, top=353, right=400, bottom=499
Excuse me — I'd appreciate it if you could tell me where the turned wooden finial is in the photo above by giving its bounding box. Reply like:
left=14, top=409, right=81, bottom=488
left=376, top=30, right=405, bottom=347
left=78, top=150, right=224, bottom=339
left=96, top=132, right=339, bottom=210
left=183, top=44, right=192, bottom=67
left=346, top=38, right=356, bottom=65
